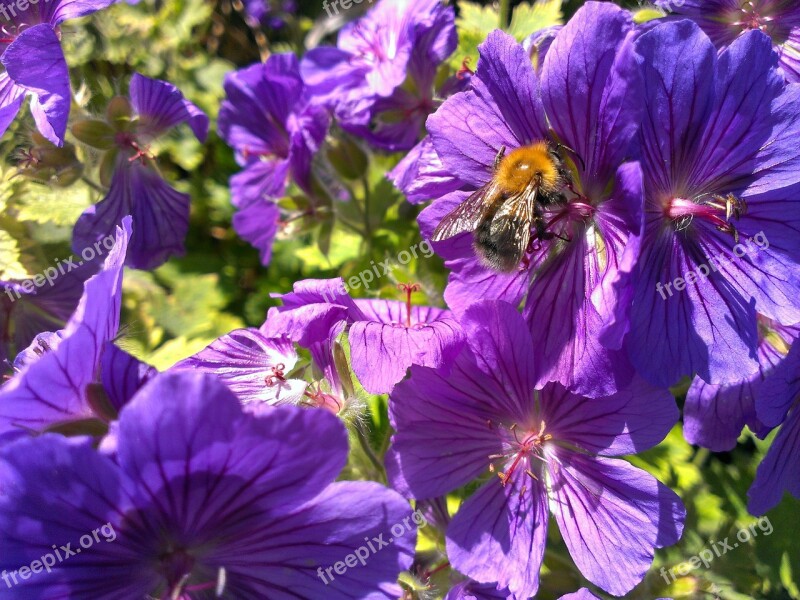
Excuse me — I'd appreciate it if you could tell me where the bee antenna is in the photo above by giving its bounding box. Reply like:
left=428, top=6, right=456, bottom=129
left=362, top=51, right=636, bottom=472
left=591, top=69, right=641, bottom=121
left=554, top=142, right=586, bottom=172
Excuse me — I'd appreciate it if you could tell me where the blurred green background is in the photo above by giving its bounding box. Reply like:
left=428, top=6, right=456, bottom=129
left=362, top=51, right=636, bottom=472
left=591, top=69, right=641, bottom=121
left=0, top=1, right=797, bottom=598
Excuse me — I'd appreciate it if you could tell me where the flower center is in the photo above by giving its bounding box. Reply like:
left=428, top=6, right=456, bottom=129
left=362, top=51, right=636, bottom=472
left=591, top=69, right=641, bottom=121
left=488, top=421, right=551, bottom=488
left=114, top=132, right=153, bottom=164
left=159, top=549, right=225, bottom=600
left=264, top=363, right=287, bottom=386
left=666, top=194, right=746, bottom=242
left=730, top=0, right=776, bottom=35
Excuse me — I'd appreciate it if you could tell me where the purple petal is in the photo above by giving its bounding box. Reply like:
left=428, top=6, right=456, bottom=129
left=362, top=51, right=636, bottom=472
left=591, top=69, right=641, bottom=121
left=0, top=73, right=25, bottom=141
left=2, top=24, right=70, bottom=146
left=389, top=136, right=463, bottom=204
left=73, top=160, right=189, bottom=270
left=460, top=301, right=536, bottom=405
left=0, top=435, right=154, bottom=597
left=635, top=20, right=717, bottom=198
left=627, top=229, right=760, bottom=387
left=756, top=336, right=800, bottom=427
left=39, top=0, right=116, bottom=25
left=386, top=351, right=504, bottom=499
left=117, top=371, right=348, bottom=511
left=428, top=30, right=548, bottom=188
left=540, top=378, right=678, bottom=456
left=231, top=192, right=281, bottom=266
left=100, top=343, right=157, bottom=412
left=548, top=452, right=685, bottom=596
left=348, top=299, right=463, bottom=394
left=173, top=328, right=307, bottom=405
left=219, top=480, right=416, bottom=599
left=129, top=73, right=208, bottom=142
left=748, top=404, right=800, bottom=515
left=0, top=219, right=130, bottom=436
left=541, top=2, right=640, bottom=195
left=446, top=477, right=548, bottom=599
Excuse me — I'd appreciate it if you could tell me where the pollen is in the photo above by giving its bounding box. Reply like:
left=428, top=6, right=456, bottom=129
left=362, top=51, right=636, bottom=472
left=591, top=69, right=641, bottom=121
left=495, top=142, right=560, bottom=196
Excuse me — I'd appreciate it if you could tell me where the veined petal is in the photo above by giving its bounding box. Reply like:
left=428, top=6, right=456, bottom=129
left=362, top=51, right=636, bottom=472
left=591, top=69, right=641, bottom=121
left=349, top=299, right=463, bottom=394
left=208, top=481, right=415, bottom=599
left=540, top=378, right=678, bottom=456
left=232, top=194, right=280, bottom=267
left=446, top=477, right=548, bottom=599
left=0, top=219, right=130, bottom=436
left=117, top=371, right=348, bottom=513
left=386, top=352, right=505, bottom=499
left=73, top=160, right=189, bottom=271
left=129, top=73, right=208, bottom=142
left=748, top=404, right=800, bottom=515
left=2, top=24, right=70, bottom=146
left=541, top=2, right=640, bottom=195
left=547, top=452, right=685, bottom=596
left=173, top=328, right=307, bottom=405
left=100, top=343, right=157, bottom=412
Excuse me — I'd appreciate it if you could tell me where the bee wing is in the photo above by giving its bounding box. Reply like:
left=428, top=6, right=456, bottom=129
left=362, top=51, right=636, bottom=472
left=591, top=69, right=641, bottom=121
left=480, top=189, right=537, bottom=271
left=431, top=182, right=501, bottom=242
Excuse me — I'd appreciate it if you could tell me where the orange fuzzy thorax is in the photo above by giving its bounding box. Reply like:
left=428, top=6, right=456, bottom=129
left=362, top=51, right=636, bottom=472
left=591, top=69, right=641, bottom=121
left=495, top=142, right=560, bottom=195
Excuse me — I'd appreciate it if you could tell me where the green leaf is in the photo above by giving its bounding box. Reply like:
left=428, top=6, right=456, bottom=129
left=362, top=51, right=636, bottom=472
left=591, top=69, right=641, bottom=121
left=0, top=230, right=30, bottom=280
left=508, top=0, right=564, bottom=40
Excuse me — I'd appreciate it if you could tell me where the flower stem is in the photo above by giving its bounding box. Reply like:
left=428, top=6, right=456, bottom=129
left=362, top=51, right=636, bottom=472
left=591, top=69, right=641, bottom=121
left=499, top=0, right=511, bottom=28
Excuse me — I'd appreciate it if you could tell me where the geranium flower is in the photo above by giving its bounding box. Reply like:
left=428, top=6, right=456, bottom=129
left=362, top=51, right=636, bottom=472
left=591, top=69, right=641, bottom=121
left=72, top=74, right=209, bottom=271
left=0, top=260, right=96, bottom=365
left=0, top=370, right=417, bottom=598
left=338, top=0, right=459, bottom=152
left=0, top=218, right=151, bottom=438
left=387, top=301, right=684, bottom=598
left=627, top=21, right=800, bottom=387
left=418, top=2, right=645, bottom=397
left=657, top=0, right=800, bottom=82
left=684, top=317, right=799, bottom=451
left=262, top=278, right=464, bottom=394
left=748, top=337, right=800, bottom=514
left=173, top=329, right=308, bottom=406
left=218, top=53, right=329, bottom=265
left=0, top=0, right=115, bottom=145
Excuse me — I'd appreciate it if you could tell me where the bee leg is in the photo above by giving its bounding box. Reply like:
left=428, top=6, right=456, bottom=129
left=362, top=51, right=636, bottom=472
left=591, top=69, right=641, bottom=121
left=493, top=146, right=506, bottom=171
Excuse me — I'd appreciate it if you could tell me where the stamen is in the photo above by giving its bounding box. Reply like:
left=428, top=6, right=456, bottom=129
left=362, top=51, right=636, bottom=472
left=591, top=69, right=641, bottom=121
left=264, top=363, right=286, bottom=386
left=397, top=283, right=421, bottom=328
left=667, top=194, right=746, bottom=242
left=457, top=57, right=474, bottom=80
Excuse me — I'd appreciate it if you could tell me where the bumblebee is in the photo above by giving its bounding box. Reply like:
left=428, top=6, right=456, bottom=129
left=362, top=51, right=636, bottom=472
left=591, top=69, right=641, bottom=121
left=431, top=141, right=571, bottom=272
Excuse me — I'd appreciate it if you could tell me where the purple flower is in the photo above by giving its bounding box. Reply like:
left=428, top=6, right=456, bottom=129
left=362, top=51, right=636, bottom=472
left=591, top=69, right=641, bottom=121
left=303, top=0, right=443, bottom=108
left=658, top=0, right=800, bottom=82
left=684, top=317, right=799, bottom=451
left=242, top=0, right=296, bottom=28
left=262, top=278, right=464, bottom=394
left=73, top=73, right=209, bottom=271
left=218, top=54, right=329, bottom=265
left=0, top=370, right=417, bottom=598
left=627, top=22, right=800, bottom=387
left=748, top=337, right=800, bottom=514
left=0, top=218, right=139, bottom=437
left=0, top=260, right=97, bottom=366
left=173, top=328, right=308, bottom=407
left=337, top=1, right=458, bottom=152
left=386, top=301, right=684, bottom=598
left=417, top=3, right=645, bottom=397
left=0, top=0, right=115, bottom=145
